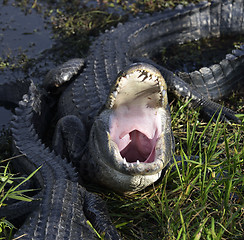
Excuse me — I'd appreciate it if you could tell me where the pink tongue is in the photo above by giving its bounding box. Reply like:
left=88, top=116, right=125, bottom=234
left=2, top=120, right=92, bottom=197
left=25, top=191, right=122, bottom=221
left=120, top=130, right=155, bottom=163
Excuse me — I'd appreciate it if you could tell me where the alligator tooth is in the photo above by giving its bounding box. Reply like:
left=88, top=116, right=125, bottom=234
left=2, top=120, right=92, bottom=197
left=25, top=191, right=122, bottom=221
left=113, top=91, right=118, bottom=98
left=123, top=158, right=127, bottom=164
left=152, top=75, right=157, bottom=81
left=162, top=89, right=166, bottom=97
left=137, top=160, right=140, bottom=165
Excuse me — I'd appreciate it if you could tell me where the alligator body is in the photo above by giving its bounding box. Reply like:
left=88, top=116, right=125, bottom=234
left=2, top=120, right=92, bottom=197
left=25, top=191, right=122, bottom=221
left=0, top=0, right=244, bottom=239
left=0, top=83, right=121, bottom=240
left=49, top=0, right=243, bottom=193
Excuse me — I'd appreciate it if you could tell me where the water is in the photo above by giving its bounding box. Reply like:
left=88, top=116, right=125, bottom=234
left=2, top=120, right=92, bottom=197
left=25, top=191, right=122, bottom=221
left=0, top=0, right=126, bottom=129
left=0, top=0, right=54, bottom=129
left=0, top=2, right=53, bottom=58
left=0, top=106, right=13, bottom=129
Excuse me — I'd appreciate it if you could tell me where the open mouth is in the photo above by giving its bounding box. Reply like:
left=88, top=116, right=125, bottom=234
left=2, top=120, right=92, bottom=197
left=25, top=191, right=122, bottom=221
left=89, top=63, right=173, bottom=192
left=106, top=63, right=169, bottom=171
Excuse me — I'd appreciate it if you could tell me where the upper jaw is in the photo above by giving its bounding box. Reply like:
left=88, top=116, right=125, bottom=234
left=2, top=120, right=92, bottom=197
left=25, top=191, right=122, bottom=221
left=106, top=62, right=168, bottom=110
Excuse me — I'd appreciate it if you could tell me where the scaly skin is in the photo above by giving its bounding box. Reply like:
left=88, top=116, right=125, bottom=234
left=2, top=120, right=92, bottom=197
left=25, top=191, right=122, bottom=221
left=51, top=0, right=243, bottom=193
left=0, top=0, right=243, bottom=239
left=0, top=83, right=121, bottom=240
left=57, top=0, right=244, bottom=120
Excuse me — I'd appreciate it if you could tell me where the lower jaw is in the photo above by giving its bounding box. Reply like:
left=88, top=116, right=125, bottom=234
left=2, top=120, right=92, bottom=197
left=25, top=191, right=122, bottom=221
left=95, top=161, right=163, bottom=193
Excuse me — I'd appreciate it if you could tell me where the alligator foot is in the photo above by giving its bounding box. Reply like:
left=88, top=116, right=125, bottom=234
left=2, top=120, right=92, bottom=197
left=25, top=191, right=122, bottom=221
left=53, top=115, right=88, bottom=166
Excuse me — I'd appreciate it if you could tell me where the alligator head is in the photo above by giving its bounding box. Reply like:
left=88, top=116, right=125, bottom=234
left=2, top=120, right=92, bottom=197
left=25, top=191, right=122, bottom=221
left=89, top=63, right=174, bottom=193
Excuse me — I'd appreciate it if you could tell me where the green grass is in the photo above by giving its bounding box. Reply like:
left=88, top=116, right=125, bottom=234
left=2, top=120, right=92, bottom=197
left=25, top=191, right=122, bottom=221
left=0, top=1, right=243, bottom=239
left=1, top=103, right=242, bottom=240
left=102, top=99, right=244, bottom=240
left=1, top=101, right=242, bottom=240
left=0, top=156, right=40, bottom=239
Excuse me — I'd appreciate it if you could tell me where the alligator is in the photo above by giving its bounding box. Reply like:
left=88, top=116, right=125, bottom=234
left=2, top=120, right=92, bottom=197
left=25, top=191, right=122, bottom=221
left=1, top=83, right=121, bottom=239
left=0, top=0, right=244, bottom=239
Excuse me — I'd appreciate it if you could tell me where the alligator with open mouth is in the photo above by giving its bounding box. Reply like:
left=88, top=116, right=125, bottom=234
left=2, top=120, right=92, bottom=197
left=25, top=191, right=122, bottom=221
left=0, top=0, right=243, bottom=239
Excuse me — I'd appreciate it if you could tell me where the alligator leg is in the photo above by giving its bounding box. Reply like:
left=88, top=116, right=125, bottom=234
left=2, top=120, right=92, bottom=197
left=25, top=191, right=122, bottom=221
left=53, top=115, right=88, bottom=167
left=43, top=58, right=85, bottom=91
left=53, top=121, right=122, bottom=239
